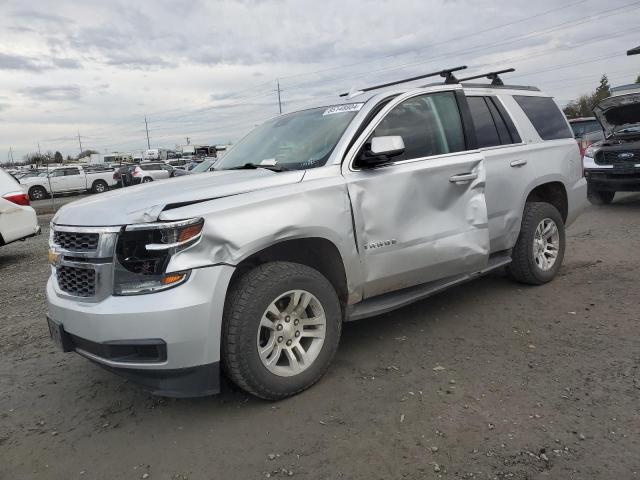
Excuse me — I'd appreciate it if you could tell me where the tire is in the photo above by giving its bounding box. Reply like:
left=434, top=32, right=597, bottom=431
left=28, top=186, right=47, bottom=201
left=92, top=180, right=108, bottom=194
left=507, top=202, right=565, bottom=285
left=142, top=177, right=153, bottom=183
left=587, top=187, right=614, bottom=205
left=222, top=262, right=342, bottom=400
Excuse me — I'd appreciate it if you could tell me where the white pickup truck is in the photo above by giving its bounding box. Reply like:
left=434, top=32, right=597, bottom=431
left=20, top=166, right=117, bottom=201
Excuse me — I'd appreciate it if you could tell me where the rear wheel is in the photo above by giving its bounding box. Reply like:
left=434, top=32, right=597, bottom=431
left=92, top=180, right=108, bottom=194
left=507, top=202, right=565, bottom=285
left=587, top=187, right=614, bottom=205
left=222, top=262, right=342, bottom=400
left=28, top=186, right=47, bottom=201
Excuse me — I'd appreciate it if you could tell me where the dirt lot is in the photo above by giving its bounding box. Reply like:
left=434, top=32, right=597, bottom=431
left=1, top=195, right=639, bottom=480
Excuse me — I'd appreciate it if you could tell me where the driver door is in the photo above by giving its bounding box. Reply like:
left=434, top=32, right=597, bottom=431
left=343, top=90, right=490, bottom=298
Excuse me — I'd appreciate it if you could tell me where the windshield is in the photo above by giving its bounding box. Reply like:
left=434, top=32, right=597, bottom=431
left=215, top=103, right=363, bottom=171
left=192, top=158, right=216, bottom=172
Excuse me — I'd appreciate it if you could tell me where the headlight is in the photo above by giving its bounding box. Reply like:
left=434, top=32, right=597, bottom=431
left=113, top=217, right=203, bottom=295
left=584, top=145, right=596, bottom=158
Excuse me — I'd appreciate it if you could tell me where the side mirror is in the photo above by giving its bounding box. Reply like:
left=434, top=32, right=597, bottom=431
left=357, top=136, right=405, bottom=168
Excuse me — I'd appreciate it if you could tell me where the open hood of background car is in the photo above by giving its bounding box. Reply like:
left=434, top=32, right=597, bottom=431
left=593, top=92, right=640, bottom=136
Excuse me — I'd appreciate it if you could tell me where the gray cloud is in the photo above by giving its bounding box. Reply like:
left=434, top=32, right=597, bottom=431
left=21, top=85, right=83, bottom=101
left=0, top=53, right=44, bottom=71
left=51, top=57, right=82, bottom=69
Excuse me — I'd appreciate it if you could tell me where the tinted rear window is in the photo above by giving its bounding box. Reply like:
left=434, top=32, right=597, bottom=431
left=514, top=96, right=573, bottom=141
left=468, top=97, right=500, bottom=148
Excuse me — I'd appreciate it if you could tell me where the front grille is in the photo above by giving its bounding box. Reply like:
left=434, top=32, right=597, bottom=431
left=596, top=149, right=640, bottom=165
left=53, top=231, right=99, bottom=252
left=57, top=266, right=96, bottom=297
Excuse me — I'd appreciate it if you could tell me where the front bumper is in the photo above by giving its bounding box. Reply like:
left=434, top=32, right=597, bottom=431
left=46, top=264, right=234, bottom=396
left=585, top=169, right=640, bottom=191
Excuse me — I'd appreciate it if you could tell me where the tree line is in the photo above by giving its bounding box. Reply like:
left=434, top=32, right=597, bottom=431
left=11, top=149, right=99, bottom=167
left=563, top=74, right=640, bottom=119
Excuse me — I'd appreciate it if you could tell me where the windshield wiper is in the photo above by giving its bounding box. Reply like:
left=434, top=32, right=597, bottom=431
left=225, top=163, right=289, bottom=172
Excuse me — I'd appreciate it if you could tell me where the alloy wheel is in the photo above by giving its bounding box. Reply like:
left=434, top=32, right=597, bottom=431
left=256, top=289, right=326, bottom=377
left=533, top=218, right=560, bottom=271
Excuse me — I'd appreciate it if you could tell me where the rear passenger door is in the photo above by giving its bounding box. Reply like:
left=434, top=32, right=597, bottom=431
left=466, top=95, right=528, bottom=252
left=343, top=90, right=490, bottom=299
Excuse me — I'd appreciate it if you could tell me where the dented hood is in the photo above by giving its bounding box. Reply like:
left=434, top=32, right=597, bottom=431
left=593, top=92, right=640, bottom=135
left=53, top=169, right=305, bottom=226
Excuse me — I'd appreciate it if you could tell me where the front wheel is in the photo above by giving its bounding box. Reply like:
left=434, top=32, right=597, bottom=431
left=587, top=187, right=614, bottom=205
left=222, top=262, right=342, bottom=400
left=507, top=202, right=565, bottom=285
left=142, top=177, right=153, bottom=183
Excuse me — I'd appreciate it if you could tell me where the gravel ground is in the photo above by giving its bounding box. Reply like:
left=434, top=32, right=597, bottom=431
left=1, top=195, right=639, bottom=480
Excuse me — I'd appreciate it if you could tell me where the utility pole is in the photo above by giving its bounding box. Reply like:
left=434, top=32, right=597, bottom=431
left=276, top=80, right=282, bottom=114
left=77, top=131, right=83, bottom=154
left=145, top=115, right=151, bottom=149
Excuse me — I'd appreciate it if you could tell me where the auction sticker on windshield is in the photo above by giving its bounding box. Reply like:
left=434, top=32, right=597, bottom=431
left=323, top=103, right=364, bottom=116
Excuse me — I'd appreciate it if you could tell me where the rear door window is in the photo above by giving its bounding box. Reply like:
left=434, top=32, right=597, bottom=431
left=65, top=168, right=80, bottom=176
left=467, top=97, right=501, bottom=148
left=467, top=96, right=522, bottom=148
left=513, top=96, right=573, bottom=140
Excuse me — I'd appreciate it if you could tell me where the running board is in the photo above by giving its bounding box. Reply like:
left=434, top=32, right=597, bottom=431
left=346, top=251, right=512, bottom=322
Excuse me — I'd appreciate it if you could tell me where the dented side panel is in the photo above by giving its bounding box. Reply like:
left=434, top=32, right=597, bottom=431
left=345, top=152, right=490, bottom=299
left=159, top=167, right=364, bottom=303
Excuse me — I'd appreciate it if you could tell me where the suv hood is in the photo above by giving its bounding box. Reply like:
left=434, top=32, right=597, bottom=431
left=53, top=169, right=305, bottom=226
left=593, top=92, right=640, bottom=137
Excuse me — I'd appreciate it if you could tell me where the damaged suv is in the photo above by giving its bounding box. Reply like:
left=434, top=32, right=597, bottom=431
left=46, top=69, right=586, bottom=399
left=584, top=88, right=640, bottom=204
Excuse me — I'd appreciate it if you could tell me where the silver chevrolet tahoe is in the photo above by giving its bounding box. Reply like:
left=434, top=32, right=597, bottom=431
left=46, top=74, right=587, bottom=399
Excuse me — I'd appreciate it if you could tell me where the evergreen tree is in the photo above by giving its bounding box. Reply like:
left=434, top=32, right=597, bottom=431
left=593, top=74, right=611, bottom=103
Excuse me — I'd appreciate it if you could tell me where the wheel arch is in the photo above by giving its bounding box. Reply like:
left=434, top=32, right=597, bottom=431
left=228, top=237, right=349, bottom=307
left=524, top=181, right=568, bottom=222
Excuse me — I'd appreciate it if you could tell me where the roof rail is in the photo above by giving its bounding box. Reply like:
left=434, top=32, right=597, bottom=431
left=458, top=68, right=515, bottom=86
left=338, top=66, right=467, bottom=98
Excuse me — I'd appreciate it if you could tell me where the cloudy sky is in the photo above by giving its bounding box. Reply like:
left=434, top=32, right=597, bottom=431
left=1, top=0, right=639, bottom=162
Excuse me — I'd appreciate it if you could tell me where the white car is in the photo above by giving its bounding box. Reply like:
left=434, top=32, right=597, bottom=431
left=130, top=163, right=174, bottom=184
left=20, top=165, right=117, bottom=201
left=0, top=169, right=39, bottom=247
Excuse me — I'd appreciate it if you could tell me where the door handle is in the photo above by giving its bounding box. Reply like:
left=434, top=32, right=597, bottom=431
left=449, top=172, right=478, bottom=183
left=510, top=159, right=527, bottom=167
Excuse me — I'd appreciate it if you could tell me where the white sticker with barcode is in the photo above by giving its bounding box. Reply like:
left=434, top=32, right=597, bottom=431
left=323, top=103, right=364, bottom=116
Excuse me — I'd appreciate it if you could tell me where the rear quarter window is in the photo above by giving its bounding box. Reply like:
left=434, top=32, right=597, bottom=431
left=514, top=96, right=573, bottom=141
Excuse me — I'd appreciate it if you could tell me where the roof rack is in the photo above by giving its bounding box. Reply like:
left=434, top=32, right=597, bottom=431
left=338, top=66, right=467, bottom=98
left=458, top=68, right=515, bottom=86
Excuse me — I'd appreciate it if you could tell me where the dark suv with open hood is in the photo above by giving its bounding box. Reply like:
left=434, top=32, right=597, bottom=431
left=583, top=89, right=640, bottom=204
